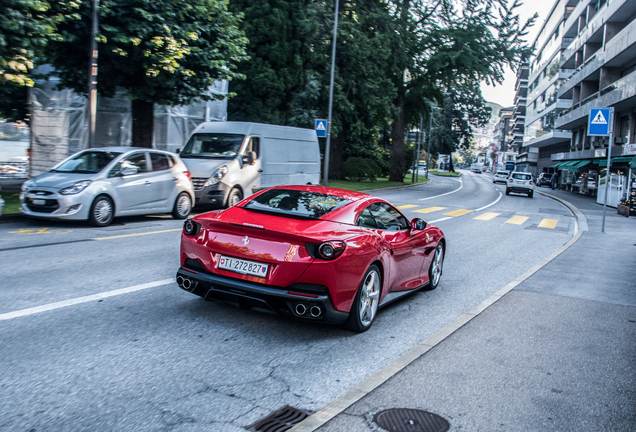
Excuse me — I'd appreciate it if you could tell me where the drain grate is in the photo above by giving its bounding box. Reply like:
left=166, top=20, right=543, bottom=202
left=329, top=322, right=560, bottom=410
left=248, top=405, right=310, bottom=432
left=373, top=408, right=449, bottom=432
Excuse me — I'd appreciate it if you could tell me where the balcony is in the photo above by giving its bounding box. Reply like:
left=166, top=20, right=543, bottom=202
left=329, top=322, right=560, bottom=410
left=523, top=130, right=572, bottom=149
left=556, top=70, right=636, bottom=130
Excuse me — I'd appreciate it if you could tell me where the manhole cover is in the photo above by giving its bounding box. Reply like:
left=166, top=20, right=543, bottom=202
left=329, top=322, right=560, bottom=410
left=373, top=408, right=449, bottom=432
left=248, top=405, right=310, bottom=432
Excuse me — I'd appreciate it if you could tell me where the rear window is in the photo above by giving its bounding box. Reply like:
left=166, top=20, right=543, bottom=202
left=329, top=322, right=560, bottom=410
left=512, top=173, right=531, bottom=180
left=497, top=172, right=509, bottom=176
left=243, top=189, right=352, bottom=219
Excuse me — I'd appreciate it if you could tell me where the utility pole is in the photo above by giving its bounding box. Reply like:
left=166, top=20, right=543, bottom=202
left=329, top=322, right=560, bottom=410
left=322, top=0, right=339, bottom=187
left=87, top=0, right=99, bottom=148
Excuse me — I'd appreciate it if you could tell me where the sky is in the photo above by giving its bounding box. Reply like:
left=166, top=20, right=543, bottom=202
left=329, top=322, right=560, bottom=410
left=480, top=0, right=554, bottom=107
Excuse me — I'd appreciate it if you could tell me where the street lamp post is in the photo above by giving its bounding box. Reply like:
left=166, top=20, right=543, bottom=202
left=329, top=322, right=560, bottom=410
left=425, top=106, right=439, bottom=179
left=87, top=0, right=99, bottom=149
left=322, top=0, right=339, bottom=187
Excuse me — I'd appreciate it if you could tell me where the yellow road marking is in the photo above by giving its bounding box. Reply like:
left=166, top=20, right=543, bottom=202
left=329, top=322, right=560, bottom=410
left=413, top=207, right=446, bottom=214
left=538, top=219, right=558, bottom=229
left=9, top=228, right=73, bottom=235
left=474, top=212, right=500, bottom=221
left=93, top=228, right=182, bottom=240
left=396, top=205, right=419, bottom=210
left=444, top=209, right=473, bottom=217
left=505, top=215, right=529, bottom=225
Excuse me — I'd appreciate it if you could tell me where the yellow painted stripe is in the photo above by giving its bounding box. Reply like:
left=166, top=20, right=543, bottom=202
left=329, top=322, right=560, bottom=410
left=396, top=205, right=419, bottom=210
left=93, top=228, right=182, bottom=240
left=413, top=207, right=446, bottom=214
left=474, top=212, right=500, bottom=221
left=443, top=209, right=473, bottom=217
left=538, top=219, right=558, bottom=229
left=505, top=215, right=529, bottom=225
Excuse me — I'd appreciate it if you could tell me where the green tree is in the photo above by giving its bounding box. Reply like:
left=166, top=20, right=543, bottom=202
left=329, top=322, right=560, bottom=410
left=386, top=0, right=535, bottom=181
left=317, top=0, right=396, bottom=180
left=430, top=82, right=491, bottom=171
left=227, top=0, right=318, bottom=126
left=44, top=0, right=248, bottom=147
left=0, top=0, right=74, bottom=122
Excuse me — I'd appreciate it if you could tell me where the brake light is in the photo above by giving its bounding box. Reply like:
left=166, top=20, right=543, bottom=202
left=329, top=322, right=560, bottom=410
left=530, top=180, right=534, bottom=185
left=184, top=171, right=191, bottom=181
left=318, top=241, right=346, bottom=260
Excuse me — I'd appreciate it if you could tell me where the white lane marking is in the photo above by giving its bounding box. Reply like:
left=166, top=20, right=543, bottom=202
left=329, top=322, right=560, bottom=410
left=476, top=191, right=503, bottom=211
left=428, top=217, right=452, bottom=223
left=419, top=178, right=463, bottom=201
left=0, top=279, right=173, bottom=321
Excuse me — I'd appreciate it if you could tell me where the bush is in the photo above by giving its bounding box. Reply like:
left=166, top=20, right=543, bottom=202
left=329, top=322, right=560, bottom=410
left=344, top=157, right=381, bottom=182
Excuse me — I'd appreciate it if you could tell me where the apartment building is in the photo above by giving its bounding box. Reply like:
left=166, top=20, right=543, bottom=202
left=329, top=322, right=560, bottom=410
left=510, top=60, right=538, bottom=173
left=493, top=107, right=517, bottom=171
left=520, top=0, right=636, bottom=208
left=522, top=0, right=574, bottom=176
left=554, top=0, right=636, bottom=188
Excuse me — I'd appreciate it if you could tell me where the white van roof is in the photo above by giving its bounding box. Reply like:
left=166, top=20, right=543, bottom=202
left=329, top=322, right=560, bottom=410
left=193, top=121, right=316, bottom=141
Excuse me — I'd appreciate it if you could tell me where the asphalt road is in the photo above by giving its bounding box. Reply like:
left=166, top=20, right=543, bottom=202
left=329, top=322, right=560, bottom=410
left=0, top=171, right=575, bottom=431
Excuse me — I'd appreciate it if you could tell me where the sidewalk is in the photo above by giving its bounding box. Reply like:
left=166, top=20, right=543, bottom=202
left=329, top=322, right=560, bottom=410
left=293, top=189, right=636, bottom=431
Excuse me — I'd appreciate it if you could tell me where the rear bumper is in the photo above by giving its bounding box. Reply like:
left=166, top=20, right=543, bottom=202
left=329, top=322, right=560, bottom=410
left=176, top=265, right=349, bottom=325
left=507, top=186, right=534, bottom=194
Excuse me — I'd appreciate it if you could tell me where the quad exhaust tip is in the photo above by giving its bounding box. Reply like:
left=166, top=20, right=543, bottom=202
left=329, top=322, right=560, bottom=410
left=176, top=276, right=197, bottom=291
left=295, top=304, right=307, bottom=316
left=310, top=306, right=322, bottom=318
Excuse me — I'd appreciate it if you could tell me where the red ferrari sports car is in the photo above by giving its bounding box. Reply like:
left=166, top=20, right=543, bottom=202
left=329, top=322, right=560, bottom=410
left=176, top=185, right=445, bottom=332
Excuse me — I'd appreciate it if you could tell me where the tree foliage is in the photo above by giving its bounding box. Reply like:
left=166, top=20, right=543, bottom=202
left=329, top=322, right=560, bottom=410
left=43, top=0, right=248, bottom=146
left=386, top=0, right=535, bottom=181
left=227, top=0, right=318, bottom=126
left=0, top=0, right=75, bottom=121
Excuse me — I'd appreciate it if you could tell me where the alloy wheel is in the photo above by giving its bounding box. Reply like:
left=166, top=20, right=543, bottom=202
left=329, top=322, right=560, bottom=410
left=430, top=244, right=444, bottom=287
left=359, top=269, right=380, bottom=327
left=94, top=199, right=112, bottom=224
left=176, top=194, right=191, bottom=217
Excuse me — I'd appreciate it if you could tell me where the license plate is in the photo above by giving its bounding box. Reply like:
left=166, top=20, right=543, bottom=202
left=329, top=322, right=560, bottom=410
left=516, top=181, right=524, bottom=184
left=32, top=199, right=46, bottom=205
left=218, top=255, right=268, bottom=278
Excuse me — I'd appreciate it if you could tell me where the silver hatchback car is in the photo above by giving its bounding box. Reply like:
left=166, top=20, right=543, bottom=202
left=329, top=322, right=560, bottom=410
left=21, top=147, right=194, bottom=226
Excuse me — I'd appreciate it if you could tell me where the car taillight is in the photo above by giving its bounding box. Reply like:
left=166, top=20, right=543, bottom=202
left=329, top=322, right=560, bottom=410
left=184, top=171, right=191, bottom=181
left=318, top=241, right=346, bottom=260
left=530, top=181, right=534, bottom=185
left=183, top=218, right=200, bottom=236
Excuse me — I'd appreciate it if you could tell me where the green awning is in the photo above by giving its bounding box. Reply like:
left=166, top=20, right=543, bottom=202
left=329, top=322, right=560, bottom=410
left=630, top=156, right=636, bottom=169
left=573, top=160, right=592, bottom=168
left=550, top=162, right=564, bottom=168
left=598, top=156, right=634, bottom=166
left=560, top=160, right=580, bottom=170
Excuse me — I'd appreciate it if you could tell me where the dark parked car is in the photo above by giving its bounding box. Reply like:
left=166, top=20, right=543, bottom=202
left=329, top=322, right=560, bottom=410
left=537, top=172, right=552, bottom=187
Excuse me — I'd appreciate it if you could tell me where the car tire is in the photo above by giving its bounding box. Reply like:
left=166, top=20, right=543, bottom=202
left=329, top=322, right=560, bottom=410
left=426, top=242, right=444, bottom=290
left=505, top=188, right=511, bottom=195
left=172, top=192, right=192, bottom=219
left=88, top=196, right=114, bottom=227
left=227, top=188, right=242, bottom=207
left=528, top=191, right=534, bottom=198
left=343, top=264, right=381, bottom=333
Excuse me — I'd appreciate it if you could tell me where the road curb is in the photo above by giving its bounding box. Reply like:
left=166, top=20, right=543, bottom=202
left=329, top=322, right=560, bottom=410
left=290, top=192, right=585, bottom=432
left=0, top=213, right=27, bottom=224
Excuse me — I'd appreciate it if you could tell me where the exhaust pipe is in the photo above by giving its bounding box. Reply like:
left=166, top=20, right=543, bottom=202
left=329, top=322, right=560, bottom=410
left=176, top=276, right=184, bottom=287
left=183, top=278, right=192, bottom=290
left=295, top=304, right=307, bottom=316
left=310, top=306, right=322, bottom=318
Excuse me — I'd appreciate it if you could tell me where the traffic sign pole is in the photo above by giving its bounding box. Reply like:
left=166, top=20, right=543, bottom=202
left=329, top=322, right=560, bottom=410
left=601, top=107, right=614, bottom=233
left=323, top=0, right=339, bottom=188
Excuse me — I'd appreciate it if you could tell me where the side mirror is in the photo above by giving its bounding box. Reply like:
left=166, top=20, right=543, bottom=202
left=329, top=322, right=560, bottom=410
left=120, top=166, right=138, bottom=176
left=411, top=218, right=427, bottom=230
left=242, top=151, right=256, bottom=166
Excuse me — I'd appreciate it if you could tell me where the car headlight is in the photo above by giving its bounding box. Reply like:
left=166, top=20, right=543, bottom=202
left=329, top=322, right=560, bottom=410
left=203, top=165, right=229, bottom=188
left=60, top=180, right=92, bottom=195
left=21, top=180, right=34, bottom=192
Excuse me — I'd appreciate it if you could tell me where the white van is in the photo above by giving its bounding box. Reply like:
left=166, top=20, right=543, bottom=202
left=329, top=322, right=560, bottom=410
left=179, top=122, right=321, bottom=207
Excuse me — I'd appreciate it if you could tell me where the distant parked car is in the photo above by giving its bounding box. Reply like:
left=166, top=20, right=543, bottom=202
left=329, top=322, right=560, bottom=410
left=536, top=172, right=552, bottom=187
left=471, top=167, right=481, bottom=174
left=20, top=147, right=194, bottom=226
left=506, top=172, right=535, bottom=198
left=492, top=171, right=510, bottom=184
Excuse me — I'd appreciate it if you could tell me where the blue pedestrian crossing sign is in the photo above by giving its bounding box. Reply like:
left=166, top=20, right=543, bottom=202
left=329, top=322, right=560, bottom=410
left=315, top=119, right=327, bottom=138
left=588, top=108, right=611, bottom=136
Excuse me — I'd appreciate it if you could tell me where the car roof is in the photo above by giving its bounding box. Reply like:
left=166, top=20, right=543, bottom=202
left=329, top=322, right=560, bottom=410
left=77, top=147, right=174, bottom=154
